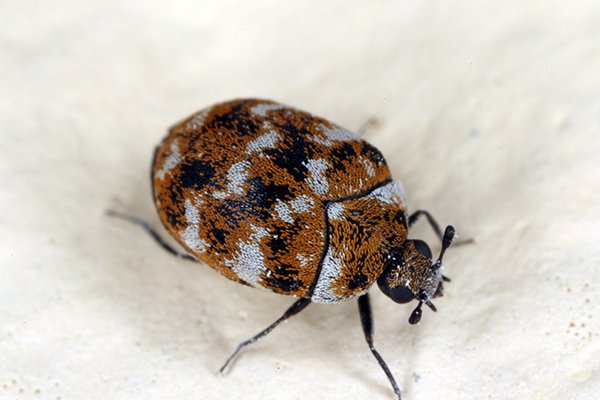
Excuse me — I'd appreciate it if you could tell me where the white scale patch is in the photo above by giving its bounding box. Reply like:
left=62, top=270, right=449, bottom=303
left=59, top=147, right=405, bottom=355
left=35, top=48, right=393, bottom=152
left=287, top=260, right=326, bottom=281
left=226, top=161, right=250, bottom=195
left=364, top=160, right=376, bottom=177
left=156, top=139, right=181, bottom=180
left=369, top=180, right=408, bottom=209
left=274, top=201, right=294, bottom=224
left=290, top=195, right=314, bottom=212
left=303, top=159, right=329, bottom=195
left=274, top=195, right=315, bottom=223
left=313, top=123, right=360, bottom=146
left=296, top=253, right=313, bottom=268
left=213, top=160, right=251, bottom=199
left=246, top=131, right=279, bottom=154
left=224, top=225, right=270, bottom=287
left=181, top=198, right=209, bottom=253
left=327, top=202, right=345, bottom=220
left=185, top=107, right=211, bottom=131
left=251, top=103, right=286, bottom=117
left=311, top=248, right=344, bottom=304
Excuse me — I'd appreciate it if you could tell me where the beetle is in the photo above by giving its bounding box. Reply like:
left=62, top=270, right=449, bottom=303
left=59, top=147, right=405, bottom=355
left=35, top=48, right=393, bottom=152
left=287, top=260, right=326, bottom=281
left=110, top=98, right=457, bottom=400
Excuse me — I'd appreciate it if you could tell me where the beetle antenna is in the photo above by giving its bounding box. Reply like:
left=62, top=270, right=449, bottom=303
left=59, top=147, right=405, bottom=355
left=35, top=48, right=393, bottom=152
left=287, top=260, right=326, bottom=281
left=425, top=300, right=437, bottom=312
left=432, top=225, right=455, bottom=270
left=408, top=301, right=423, bottom=325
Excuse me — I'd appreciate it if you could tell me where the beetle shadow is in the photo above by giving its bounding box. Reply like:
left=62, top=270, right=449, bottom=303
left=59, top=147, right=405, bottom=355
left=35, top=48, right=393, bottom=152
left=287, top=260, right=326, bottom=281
left=95, top=171, right=260, bottom=373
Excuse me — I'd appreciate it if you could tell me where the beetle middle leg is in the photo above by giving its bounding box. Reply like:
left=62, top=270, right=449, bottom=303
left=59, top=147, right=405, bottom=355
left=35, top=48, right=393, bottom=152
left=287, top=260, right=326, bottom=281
left=358, top=293, right=402, bottom=400
left=408, top=209, right=444, bottom=240
left=219, top=297, right=311, bottom=373
left=106, top=210, right=197, bottom=262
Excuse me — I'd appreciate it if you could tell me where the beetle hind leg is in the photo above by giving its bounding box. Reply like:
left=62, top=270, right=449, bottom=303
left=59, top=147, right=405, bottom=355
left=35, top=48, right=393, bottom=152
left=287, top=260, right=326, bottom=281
left=219, top=297, right=311, bottom=373
left=106, top=210, right=197, bottom=261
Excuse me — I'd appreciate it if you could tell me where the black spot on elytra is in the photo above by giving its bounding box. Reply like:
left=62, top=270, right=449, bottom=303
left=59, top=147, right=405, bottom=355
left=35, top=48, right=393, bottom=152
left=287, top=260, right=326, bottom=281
left=215, top=177, right=294, bottom=223
left=330, top=142, right=356, bottom=170
left=348, top=273, right=369, bottom=290
left=246, top=177, right=293, bottom=210
left=361, top=142, right=386, bottom=165
left=268, top=234, right=287, bottom=253
left=165, top=183, right=183, bottom=208
left=179, top=159, right=216, bottom=189
left=209, top=102, right=260, bottom=136
left=164, top=206, right=184, bottom=229
left=211, top=228, right=228, bottom=245
left=264, top=264, right=303, bottom=292
left=216, top=199, right=266, bottom=224
left=267, top=123, right=315, bottom=183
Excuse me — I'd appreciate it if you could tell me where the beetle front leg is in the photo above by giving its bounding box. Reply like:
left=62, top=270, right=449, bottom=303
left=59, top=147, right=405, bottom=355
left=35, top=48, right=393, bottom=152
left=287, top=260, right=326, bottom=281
left=358, top=293, right=402, bottom=400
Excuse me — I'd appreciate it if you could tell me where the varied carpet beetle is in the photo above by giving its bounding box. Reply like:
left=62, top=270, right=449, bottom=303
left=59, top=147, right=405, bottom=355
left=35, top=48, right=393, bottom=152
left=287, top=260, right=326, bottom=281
left=115, top=99, right=458, bottom=400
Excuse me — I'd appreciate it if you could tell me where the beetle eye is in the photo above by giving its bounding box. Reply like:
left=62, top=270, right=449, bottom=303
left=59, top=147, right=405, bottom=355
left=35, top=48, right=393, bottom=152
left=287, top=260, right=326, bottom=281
left=389, top=286, right=414, bottom=303
left=412, top=240, right=432, bottom=259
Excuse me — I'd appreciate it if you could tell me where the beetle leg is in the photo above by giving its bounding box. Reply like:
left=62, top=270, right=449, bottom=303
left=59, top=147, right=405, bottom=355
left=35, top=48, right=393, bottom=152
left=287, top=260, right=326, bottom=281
left=408, top=210, right=473, bottom=246
left=357, top=117, right=379, bottom=137
left=106, top=210, right=197, bottom=262
left=358, top=293, right=402, bottom=400
left=408, top=209, right=444, bottom=240
left=219, top=297, right=311, bottom=373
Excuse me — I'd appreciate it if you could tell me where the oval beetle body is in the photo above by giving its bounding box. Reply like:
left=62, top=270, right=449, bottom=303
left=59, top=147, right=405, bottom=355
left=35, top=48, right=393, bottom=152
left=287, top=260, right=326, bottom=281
left=150, top=99, right=457, bottom=400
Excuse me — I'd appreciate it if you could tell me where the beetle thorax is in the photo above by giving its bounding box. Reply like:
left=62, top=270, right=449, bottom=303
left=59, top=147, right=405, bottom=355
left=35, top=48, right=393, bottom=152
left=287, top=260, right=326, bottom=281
left=310, top=181, right=409, bottom=304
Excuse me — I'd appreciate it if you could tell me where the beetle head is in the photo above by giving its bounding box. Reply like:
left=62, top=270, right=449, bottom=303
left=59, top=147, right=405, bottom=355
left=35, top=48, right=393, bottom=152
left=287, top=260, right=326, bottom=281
left=377, top=225, right=455, bottom=325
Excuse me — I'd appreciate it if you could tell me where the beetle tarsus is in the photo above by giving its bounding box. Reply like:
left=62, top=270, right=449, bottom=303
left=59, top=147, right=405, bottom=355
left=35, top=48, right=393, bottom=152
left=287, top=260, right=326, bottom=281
left=219, top=298, right=311, bottom=374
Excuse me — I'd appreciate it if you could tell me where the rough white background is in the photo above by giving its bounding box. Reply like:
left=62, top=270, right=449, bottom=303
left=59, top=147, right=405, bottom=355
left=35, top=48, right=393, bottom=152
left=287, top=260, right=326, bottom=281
left=1, top=1, right=599, bottom=399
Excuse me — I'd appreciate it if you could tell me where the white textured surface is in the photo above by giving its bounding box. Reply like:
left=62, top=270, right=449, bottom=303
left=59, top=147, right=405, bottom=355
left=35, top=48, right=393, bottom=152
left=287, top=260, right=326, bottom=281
left=1, top=1, right=599, bottom=399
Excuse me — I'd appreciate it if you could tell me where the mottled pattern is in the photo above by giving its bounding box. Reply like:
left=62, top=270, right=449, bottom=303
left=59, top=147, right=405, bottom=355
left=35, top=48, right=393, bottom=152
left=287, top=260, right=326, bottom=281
left=152, top=99, right=406, bottom=301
